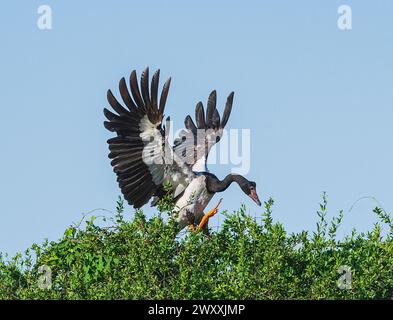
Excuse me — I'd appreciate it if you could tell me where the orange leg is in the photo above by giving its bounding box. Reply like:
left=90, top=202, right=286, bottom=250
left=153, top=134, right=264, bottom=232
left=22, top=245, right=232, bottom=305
left=197, top=198, right=223, bottom=230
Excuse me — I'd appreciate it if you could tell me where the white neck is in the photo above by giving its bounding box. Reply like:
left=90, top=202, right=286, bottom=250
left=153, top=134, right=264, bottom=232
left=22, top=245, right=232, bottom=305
left=192, top=156, right=208, bottom=173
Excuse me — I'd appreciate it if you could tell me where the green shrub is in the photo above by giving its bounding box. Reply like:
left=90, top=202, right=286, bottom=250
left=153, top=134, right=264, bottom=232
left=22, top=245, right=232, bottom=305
left=1, top=194, right=392, bottom=300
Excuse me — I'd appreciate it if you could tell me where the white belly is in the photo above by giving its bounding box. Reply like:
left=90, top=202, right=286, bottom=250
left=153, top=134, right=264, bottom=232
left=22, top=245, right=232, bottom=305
left=174, top=175, right=214, bottom=230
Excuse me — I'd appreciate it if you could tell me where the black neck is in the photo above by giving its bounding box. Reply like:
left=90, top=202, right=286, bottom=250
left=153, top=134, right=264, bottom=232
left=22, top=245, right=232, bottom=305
left=205, top=173, right=245, bottom=193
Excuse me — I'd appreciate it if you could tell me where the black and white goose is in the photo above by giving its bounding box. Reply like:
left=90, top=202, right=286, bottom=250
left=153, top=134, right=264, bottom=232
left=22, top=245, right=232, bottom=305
left=104, top=67, right=261, bottom=231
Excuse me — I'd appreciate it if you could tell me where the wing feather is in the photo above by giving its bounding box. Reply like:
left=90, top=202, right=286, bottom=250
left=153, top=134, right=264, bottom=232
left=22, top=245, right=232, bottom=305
left=104, top=67, right=192, bottom=208
left=174, top=90, right=235, bottom=171
left=119, top=77, right=140, bottom=113
left=220, top=91, right=234, bottom=128
left=151, top=69, right=160, bottom=120
left=140, top=67, right=152, bottom=118
left=129, top=70, right=145, bottom=110
left=159, top=77, right=171, bottom=120
left=206, top=90, right=216, bottom=128
left=195, top=102, right=206, bottom=129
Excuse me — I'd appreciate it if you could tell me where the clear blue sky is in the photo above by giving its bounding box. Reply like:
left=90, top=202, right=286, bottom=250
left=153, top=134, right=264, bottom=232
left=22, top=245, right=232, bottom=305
left=1, top=1, right=392, bottom=255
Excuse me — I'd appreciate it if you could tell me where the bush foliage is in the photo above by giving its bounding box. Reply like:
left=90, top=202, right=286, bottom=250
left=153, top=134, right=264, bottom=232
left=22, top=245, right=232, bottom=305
left=1, top=193, right=393, bottom=300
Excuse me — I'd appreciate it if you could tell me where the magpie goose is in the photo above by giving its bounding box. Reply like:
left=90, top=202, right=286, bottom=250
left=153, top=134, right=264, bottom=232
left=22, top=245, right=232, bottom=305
left=104, top=67, right=261, bottom=232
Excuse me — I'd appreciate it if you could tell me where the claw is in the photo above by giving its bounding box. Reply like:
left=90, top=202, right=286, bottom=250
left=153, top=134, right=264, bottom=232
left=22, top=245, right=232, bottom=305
left=186, top=210, right=195, bottom=232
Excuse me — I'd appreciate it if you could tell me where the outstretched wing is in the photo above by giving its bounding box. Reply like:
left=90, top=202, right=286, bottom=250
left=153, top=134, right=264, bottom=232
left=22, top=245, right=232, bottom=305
left=173, top=90, right=234, bottom=172
left=104, top=67, right=182, bottom=208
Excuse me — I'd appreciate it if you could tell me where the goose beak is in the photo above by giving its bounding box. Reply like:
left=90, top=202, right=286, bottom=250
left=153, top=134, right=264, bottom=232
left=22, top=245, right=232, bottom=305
left=250, top=189, right=261, bottom=206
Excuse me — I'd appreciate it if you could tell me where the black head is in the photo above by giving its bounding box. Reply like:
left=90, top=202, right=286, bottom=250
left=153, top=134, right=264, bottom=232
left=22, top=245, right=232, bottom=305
left=237, top=177, right=261, bottom=206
